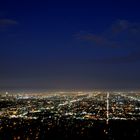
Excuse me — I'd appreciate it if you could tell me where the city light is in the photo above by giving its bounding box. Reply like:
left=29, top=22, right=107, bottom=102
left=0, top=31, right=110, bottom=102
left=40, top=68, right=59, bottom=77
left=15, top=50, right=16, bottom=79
left=0, top=91, right=140, bottom=139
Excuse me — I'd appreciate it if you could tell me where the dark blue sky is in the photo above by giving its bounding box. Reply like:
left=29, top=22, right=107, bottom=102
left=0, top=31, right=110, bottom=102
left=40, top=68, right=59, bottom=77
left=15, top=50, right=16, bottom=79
left=0, top=0, right=140, bottom=90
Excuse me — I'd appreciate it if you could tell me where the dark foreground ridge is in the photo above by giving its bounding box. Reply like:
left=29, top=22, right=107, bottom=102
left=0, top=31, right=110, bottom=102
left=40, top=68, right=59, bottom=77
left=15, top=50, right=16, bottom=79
left=0, top=118, right=140, bottom=140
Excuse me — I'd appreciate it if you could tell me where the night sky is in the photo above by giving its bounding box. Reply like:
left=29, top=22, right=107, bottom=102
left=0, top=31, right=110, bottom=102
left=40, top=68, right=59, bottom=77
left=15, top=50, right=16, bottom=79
left=0, top=0, right=140, bottom=90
